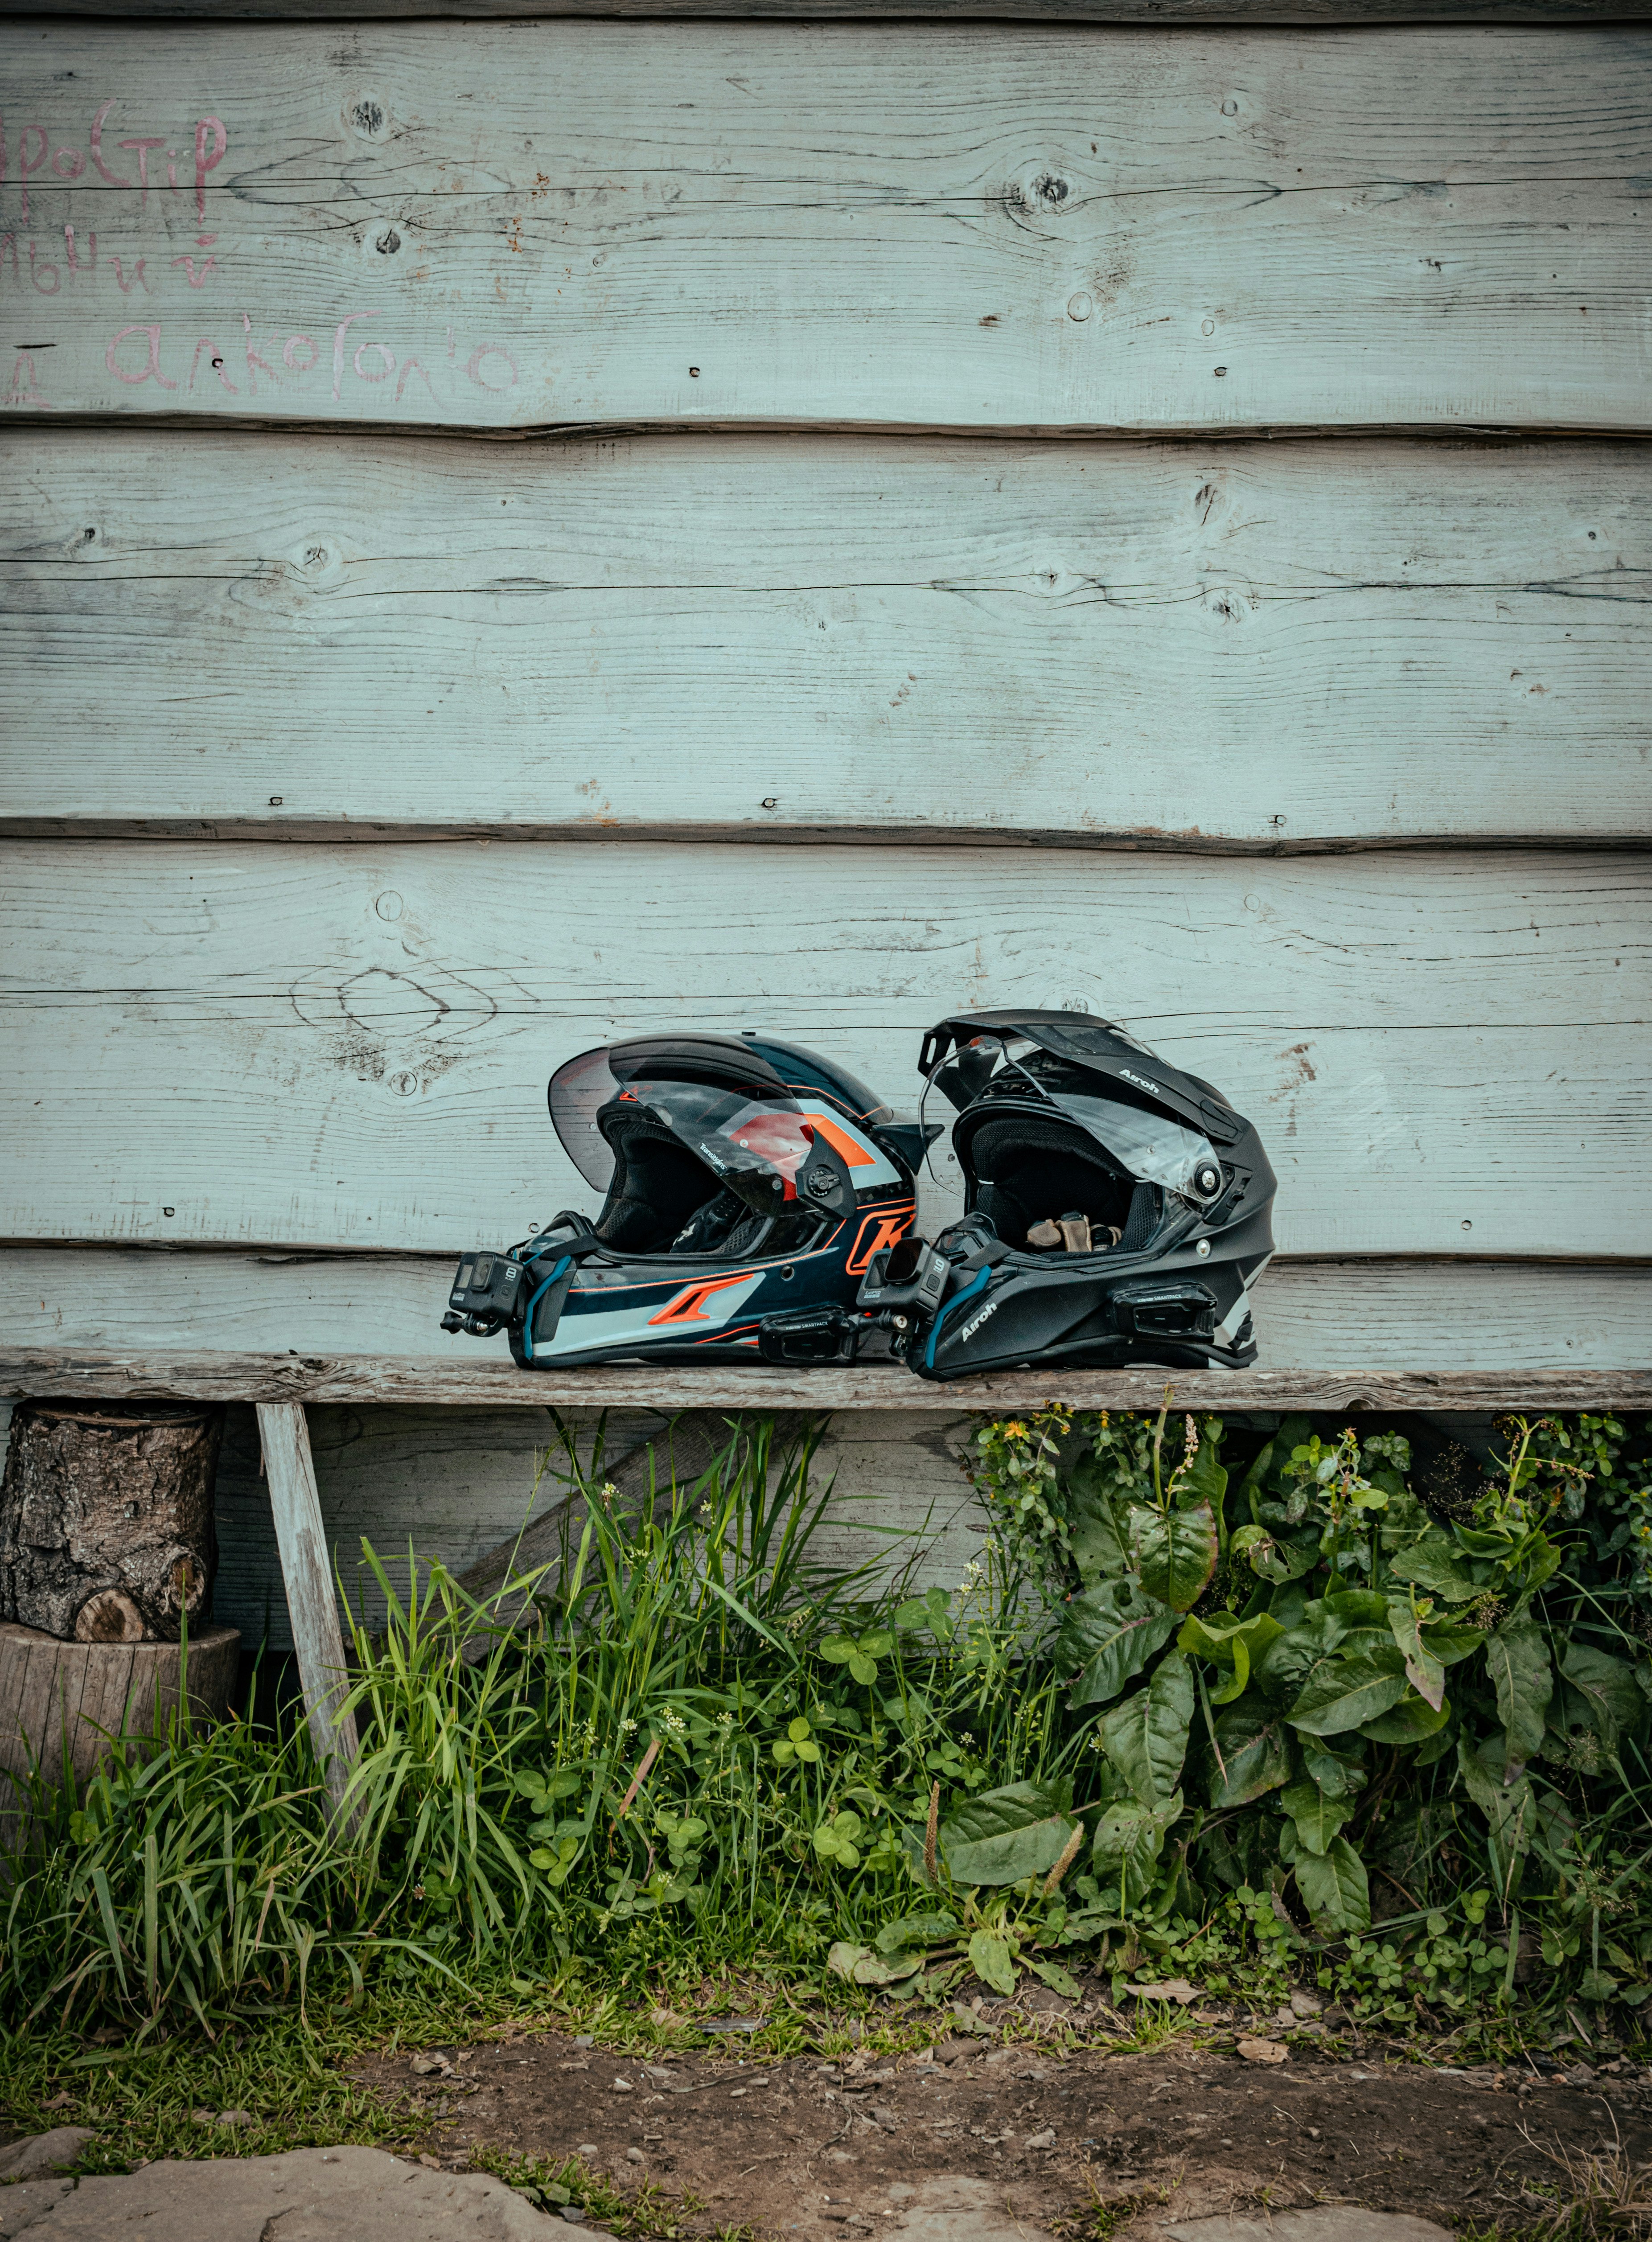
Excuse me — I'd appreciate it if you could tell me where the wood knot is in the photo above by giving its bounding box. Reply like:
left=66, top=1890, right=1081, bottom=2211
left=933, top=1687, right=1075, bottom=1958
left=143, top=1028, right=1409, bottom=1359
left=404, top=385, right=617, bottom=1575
left=74, top=1588, right=146, bottom=1643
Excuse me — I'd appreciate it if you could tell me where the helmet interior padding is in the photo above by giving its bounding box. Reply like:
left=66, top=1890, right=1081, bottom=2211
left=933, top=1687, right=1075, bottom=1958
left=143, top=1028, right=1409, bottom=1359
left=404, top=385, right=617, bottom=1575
left=961, top=1113, right=1154, bottom=1253
left=594, top=1114, right=822, bottom=1258
left=595, top=1119, right=722, bottom=1252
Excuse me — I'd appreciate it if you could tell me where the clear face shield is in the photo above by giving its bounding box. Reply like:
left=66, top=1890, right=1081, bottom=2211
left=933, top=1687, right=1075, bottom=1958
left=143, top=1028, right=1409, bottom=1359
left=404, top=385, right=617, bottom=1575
left=550, top=1047, right=821, bottom=1215
left=919, top=1033, right=1224, bottom=1202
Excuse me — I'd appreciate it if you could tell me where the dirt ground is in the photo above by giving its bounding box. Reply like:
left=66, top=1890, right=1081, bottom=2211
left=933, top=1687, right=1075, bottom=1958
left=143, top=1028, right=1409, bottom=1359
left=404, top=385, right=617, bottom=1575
left=356, top=2005, right=1652, bottom=2238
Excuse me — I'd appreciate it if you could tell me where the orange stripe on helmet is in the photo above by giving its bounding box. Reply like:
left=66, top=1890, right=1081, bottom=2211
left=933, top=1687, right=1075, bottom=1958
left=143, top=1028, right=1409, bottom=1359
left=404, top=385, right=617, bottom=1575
left=649, top=1272, right=756, bottom=1326
left=800, top=1112, right=877, bottom=1169
left=844, top=1204, right=916, bottom=1275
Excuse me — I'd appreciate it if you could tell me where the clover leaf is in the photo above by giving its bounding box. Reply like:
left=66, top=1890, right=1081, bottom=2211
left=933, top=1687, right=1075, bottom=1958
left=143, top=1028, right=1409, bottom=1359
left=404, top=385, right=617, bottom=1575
left=813, top=1810, right=864, bottom=1867
left=894, top=1585, right=956, bottom=1642
left=773, top=1715, right=822, bottom=1767
left=820, top=1629, right=895, bottom=1686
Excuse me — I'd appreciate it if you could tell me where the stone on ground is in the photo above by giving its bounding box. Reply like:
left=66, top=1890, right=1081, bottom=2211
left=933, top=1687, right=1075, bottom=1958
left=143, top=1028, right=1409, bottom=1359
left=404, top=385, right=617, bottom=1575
left=1166, top=2213, right=1454, bottom=2242
left=0, top=2134, right=98, bottom=2183
left=4, top=2147, right=564, bottom=2241
left=886, top=2176, right=1032, bottom=2242
left=0, top=2180, right=75, bottom=2238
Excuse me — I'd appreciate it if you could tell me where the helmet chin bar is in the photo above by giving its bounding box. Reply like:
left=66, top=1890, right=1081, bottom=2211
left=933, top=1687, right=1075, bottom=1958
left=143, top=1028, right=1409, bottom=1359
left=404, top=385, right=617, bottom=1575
left=852, top=1211, right=1262, bottom=1379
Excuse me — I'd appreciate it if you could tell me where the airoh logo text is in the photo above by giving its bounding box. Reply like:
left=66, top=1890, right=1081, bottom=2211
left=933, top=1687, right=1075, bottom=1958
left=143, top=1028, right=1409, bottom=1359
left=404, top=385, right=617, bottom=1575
left=1117, top=1068, right=1160, bottom=1095
left=960, top=1299, right=999, bottom=1341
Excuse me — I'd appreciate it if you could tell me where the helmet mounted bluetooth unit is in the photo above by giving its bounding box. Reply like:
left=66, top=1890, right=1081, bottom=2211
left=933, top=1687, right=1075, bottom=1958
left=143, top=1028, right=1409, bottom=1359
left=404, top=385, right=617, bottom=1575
left=855, top=1010, right=1275, bottom=1380
left=441, top=1033, right=926, bottom=1367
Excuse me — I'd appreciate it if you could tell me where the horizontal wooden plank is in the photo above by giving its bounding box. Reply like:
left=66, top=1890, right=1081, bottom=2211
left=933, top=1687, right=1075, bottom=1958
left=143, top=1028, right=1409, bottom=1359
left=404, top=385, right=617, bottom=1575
left=3, top=25, right=1647, bottom=433
left=211, top=1401, right=986, bottom=1652
left=3, top=841, right=1646, bottom=1257
left=4, top=1249, right=1646, bottom=1372
left=7, top=1349, right=1648, bottom=1411
left=6, top=431, right=1648, bottom=849
left=9, top=1, right=1647, bottom=20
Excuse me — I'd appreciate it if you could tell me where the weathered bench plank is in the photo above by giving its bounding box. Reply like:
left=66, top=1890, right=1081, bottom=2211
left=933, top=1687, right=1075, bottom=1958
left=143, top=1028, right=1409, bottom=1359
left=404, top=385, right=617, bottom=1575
left=8, top=0, right=1646, bottom=19
left=254, top=1400, right=359, bottom=1815
left=5, top=1351, right=1648, bottom=1411
left=6, top=430, right=1647, bottom=849
left=4, top=24, right=1647, bottom=432
left=2, top=1250, right=1645, bottom=1375
left=0, top=842, right=1645, bottom=1257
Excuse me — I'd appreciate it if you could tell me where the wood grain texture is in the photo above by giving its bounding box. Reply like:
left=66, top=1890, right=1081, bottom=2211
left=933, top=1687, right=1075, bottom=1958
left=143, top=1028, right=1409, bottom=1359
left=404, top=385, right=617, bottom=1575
left=6, top=430, right=1648, bottom=849
left=11, top=1351, right=1651, bottom=1411
left=212, top=1403, right=980, bottom=1651
left=255, top=1400, right=359, bottom=1809
left=3, top=24, right=1648, bottom=433
left=8, top=0, right=1647, bottom=20
left=2, top=1249, right=1647, bottom=1375
left=0, top=1619, right=238, bottom=1848
left=0, top=841, right=1646, bottom=1257
left=0, top=1400, right=222, bottom=1639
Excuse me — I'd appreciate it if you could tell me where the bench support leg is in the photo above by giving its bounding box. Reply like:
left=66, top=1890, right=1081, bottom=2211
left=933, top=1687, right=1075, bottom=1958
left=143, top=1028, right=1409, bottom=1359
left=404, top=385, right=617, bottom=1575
left=255, top=1400, right=360, bottom=1824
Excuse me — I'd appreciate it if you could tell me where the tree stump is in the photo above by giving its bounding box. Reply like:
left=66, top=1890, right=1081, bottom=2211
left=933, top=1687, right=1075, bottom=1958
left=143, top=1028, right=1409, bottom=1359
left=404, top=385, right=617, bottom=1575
left=0, top=1403, right=224, bottom=1642
left=0, top=1620, right=240, bottom=1853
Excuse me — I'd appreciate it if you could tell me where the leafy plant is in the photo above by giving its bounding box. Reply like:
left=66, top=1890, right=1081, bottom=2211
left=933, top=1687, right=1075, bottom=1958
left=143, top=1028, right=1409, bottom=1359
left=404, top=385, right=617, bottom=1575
left=5, top=1401, right=1652, bottom=2055
left=819, top=1629, right=896, bottom=1686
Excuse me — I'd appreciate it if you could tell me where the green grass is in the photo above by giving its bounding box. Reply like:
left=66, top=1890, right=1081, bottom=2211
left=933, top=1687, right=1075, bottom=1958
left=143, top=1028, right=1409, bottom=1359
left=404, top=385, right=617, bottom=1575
left=4, top=1407, right=1652, bottom=2177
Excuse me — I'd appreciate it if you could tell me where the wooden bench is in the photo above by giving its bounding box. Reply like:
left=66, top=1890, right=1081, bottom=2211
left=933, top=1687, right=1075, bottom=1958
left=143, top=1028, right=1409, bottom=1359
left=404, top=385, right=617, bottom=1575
left=6, top=1352, right=1650, bottom=1815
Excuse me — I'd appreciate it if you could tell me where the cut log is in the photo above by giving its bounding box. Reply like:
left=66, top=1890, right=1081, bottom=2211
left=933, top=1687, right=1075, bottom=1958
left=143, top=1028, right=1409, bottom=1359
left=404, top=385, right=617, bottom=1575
left=0, top=1619, right=240, bottom=1851
left=0, top=1402, right=224, bottom=1642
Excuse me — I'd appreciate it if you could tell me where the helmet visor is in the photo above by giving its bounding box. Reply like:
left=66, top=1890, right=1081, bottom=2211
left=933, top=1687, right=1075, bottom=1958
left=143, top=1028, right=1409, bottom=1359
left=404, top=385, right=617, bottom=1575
left=921, top=1034, right=1222, bottom=1199
left=550, top=1047, right=812, bottom=1210
left=1055, top=1093, right=1221, bottom=1198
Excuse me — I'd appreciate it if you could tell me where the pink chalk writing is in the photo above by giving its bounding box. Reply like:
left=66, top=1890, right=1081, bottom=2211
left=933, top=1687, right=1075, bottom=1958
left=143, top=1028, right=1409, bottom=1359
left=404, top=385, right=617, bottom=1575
left=331, top=310, right=377, bottom=401
left=4, top=349, right=51, bottom=409
left=90, top=311, right=524, bottom=415
left=466, top=343, right=518, bottom=392
left=107, top=322, right=177, bottom=389
left=89, top=100, right=129, bottom=189
left=5, top=99, right=228, bottom=225
left=17, top=125, right=46, bottom=223
left=0, top=223, right=148, bottom=299
left=118, top=137, right=165, bottom=207
left=188, top=334, right=237, bottom=393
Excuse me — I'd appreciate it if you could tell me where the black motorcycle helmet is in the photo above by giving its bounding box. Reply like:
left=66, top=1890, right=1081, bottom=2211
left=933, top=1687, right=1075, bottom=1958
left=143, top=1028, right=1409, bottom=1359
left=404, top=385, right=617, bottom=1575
left=443, top=1031, right=927, bottom=1367
left=855, top=1010, right=1275, bottom=1378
